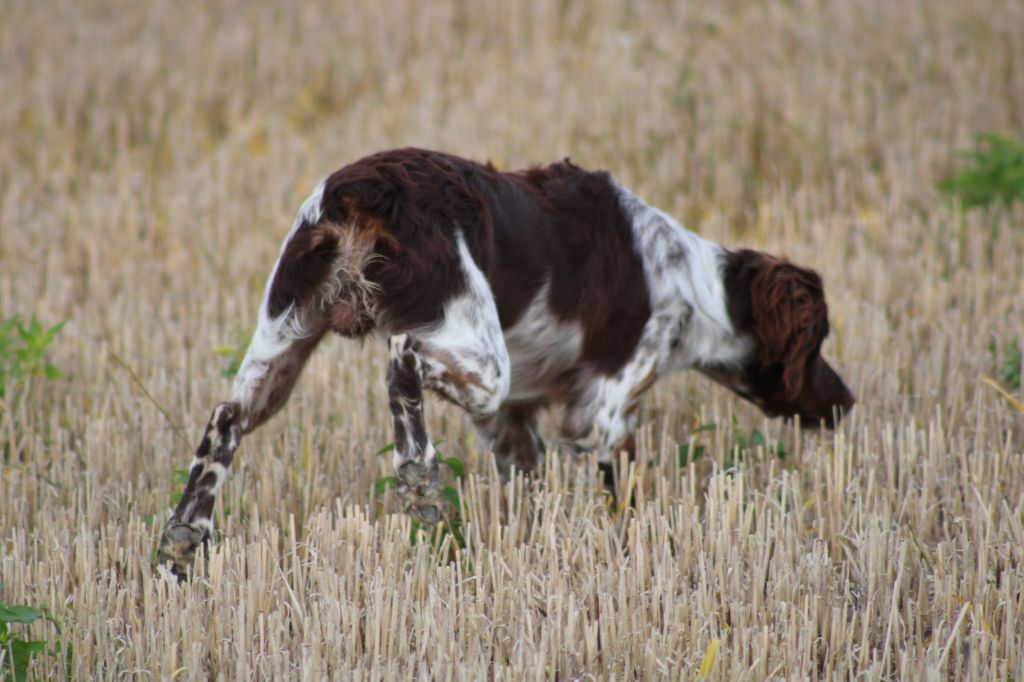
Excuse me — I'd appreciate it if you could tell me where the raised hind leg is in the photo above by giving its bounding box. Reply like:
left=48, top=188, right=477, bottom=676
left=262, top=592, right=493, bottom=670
left=156, top=310, right=328, bottom=577
left=157, top=182, right=344, bottom=578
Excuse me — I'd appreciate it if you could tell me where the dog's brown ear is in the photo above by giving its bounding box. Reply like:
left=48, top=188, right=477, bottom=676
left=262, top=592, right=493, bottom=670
left=748, top=258, right=829, bottom=401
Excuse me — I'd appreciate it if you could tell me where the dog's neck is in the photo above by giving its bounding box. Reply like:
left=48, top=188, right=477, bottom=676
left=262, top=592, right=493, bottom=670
left=613, top=182, right=754, bottom=374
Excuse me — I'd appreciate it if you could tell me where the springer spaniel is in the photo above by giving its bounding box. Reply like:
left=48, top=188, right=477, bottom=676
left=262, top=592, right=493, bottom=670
left=157, top=148, right=854, bottom=576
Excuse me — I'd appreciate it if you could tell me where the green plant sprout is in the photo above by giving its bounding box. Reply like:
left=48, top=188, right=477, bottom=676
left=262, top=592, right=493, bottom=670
left=0, top=315, right=66, bottom=400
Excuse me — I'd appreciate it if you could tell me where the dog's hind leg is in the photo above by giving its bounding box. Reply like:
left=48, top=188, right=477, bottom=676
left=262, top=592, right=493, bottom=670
left=157, top=182, right=342, bottom=578
left=157, top=314, right=328, bottom=578
left=385, top=233, right=510, bottom=523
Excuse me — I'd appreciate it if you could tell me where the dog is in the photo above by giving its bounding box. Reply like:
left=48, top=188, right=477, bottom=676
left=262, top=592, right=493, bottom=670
left=157, top=148, right=854, bottom=577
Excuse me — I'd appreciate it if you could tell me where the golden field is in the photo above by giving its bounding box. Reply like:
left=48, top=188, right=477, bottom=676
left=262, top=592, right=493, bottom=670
left=1, top=0, right=1023, bottom=678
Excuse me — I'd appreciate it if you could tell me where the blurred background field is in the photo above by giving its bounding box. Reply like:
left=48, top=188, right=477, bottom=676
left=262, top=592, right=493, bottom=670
left=1, top=0, right=1022, bottom=678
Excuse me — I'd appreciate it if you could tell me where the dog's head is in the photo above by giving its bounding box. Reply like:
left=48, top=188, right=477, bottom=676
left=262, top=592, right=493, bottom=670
left=701, top=249, right=855, bottom=428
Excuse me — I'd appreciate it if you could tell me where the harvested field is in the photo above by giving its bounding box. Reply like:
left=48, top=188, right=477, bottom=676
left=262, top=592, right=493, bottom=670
left=1, top=0, right=1023, bottom=678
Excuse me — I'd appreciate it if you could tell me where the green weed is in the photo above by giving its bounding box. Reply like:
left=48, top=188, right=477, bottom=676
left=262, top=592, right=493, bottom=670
left=938, top=133, right=1024, bottom=210
left=989, top=336, right=1022, bottom=390
left=0, top=315, right=66, bottom=400
left=677, top=422, right=717, bottom=467
left=726, top=421, right=788, bottom=469
left=677, top=421, right=787, bottom=470
left=0, top=602, right=71, bottom=682
left=213, top=331, right=250, bottom=380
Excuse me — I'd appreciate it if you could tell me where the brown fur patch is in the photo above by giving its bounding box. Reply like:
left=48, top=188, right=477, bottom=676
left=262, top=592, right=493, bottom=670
left=477, top=404, right=545, bottom=474
left=419, top=348, right=489, bottom=406
left=320, top=150, right=473, bottom=331
left=746, top=254, right=829, bottom=398
left=267, top=221, right=343, bottom=318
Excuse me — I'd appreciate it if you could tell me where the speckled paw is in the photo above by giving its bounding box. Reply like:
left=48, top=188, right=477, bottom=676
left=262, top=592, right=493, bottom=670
left=396, top=461, right=442, bottom=525
left=156, top=522, right=205, bottom=579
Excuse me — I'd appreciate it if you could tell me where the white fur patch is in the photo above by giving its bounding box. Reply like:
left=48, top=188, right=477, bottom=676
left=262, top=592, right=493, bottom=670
left=203, top=462, right=229, bottom=493
left=614, top=181, right=753, bottom=370
left=314, top=221, right=383, bottom=332
left=232, top=180, right=328, bottom=427
left=502, top=283, right=584, bottom=403
left=415, top=232, right=510, bottom=416
left=393, top=439, right=436, bottom=473
left=388, top=333, right=409, bottom=358
left=194, top=517, right=215, bottom=539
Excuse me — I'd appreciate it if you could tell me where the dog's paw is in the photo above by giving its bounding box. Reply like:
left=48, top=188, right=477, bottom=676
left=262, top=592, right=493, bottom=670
left=395, top=460, right=442, bottom=526
left=404, top=499, right=442, bottom=525
left=156, top=521, right=206, bottom=580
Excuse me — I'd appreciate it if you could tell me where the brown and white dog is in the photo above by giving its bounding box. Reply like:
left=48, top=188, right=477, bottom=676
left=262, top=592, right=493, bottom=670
left=157, top=148, right=854, bottom=576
